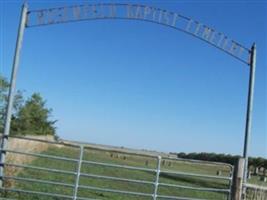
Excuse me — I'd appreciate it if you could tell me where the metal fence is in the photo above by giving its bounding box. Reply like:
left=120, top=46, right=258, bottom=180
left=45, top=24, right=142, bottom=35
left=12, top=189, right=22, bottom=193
left=245, top=183, right=267, bottom=200
left=0, top=136, right=234, bottom=200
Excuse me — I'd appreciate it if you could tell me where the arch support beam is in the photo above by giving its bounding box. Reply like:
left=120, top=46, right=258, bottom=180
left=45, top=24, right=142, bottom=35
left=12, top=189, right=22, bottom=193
left=243, top=43, right=256, bottom=185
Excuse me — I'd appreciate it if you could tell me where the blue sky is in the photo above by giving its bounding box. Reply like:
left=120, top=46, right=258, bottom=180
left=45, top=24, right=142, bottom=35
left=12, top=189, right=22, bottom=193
left=1, top=0, right=266, bottom=157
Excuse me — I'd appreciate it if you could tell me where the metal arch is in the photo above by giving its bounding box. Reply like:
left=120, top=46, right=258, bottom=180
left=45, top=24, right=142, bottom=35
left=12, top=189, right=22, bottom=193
left=25, top=3, right=251, bottom=65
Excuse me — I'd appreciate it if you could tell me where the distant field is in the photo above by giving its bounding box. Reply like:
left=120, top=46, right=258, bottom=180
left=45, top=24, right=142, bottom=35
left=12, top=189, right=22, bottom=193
left=2, top=143, right=232, bottom=200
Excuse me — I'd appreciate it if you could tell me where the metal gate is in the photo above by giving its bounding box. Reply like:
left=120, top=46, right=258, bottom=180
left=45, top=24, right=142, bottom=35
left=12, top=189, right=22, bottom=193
left=1, top=136, right=234, bottom=200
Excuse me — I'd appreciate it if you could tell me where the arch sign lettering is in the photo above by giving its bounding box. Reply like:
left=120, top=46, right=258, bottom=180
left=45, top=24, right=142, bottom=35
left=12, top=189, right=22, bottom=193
left=28, top=3, right=250, bottom=64
left=0, top=2, right=256, bottom=191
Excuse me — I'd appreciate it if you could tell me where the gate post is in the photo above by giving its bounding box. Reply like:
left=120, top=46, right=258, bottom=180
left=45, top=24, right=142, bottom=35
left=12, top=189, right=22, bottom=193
left=0, top=3, right=28, bottom=187
left=243, top=43, right=256, bottom=183
left=153, top=156, right=161, bottom=200
left=73, top=145, right=84, bottom=200
left=231, top=158, right=245, bottom=200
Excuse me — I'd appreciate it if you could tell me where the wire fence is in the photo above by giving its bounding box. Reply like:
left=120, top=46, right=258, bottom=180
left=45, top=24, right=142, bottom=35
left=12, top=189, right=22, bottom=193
left=0, top=136, right=234, bottom=200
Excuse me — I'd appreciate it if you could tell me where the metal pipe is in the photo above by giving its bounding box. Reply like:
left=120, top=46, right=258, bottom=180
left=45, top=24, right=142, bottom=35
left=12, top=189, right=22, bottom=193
left=159, top=182, right=230, bottom=193
left=1, top=162, right=76, bottom=175
left=3, top=175, right=75, bottom=188
left=80, top=172, right=154, bottom=185
left=2, top=149, right=79, bottom=162
left=153, top=156, right=161, bottom=200
left=73, top=145, right=84, bottom=200
left=0, top=187, right=74, bottom=199
left=243, top=43, right=256, bottom=185
left=160, top=169, right=231, bottom=180
left=156, top=194, right=206, bottom=200
left=0, top=3, right=28, bottom=187
left=78, top=184, right=153, bottom=198
left=82, top=159, right=156, bottom=172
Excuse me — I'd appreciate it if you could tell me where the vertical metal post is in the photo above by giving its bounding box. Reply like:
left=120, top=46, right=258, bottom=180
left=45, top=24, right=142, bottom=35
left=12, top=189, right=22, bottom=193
left=73, top=145, right=84, bottom=200
left=153, top=156, right=161, bottom=200
left=0, top=3, right=28, bottom=187
left=228, top=166, right=234, bottom=200
left=243, top=43, right=256, bottom=185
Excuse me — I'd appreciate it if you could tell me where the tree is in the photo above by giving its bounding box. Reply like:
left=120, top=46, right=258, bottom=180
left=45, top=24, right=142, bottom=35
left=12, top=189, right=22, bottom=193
left=11, top=93, right=56, bottom=136
left=0, top=75, right=23, bottom=133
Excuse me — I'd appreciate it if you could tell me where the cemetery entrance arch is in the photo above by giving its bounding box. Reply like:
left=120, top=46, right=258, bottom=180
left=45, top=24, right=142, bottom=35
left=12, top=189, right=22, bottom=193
left=0, top=3, right=256, bottom=195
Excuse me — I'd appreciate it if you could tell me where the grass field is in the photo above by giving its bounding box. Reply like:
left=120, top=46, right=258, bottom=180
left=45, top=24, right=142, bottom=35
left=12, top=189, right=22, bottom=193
left=1, top=141, right=233, bottom=200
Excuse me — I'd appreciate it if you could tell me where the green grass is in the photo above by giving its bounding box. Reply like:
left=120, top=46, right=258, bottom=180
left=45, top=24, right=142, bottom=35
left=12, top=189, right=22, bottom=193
left=2, top=146, right=234, bottom=199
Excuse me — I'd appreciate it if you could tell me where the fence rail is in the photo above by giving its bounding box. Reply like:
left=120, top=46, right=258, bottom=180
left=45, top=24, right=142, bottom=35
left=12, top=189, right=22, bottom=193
left=245, top=183, right=267, bottom=200
left=0, top=136, right=234, bottom=200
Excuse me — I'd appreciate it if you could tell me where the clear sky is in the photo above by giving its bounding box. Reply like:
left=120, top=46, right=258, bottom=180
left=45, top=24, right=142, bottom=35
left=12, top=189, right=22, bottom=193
left=1, top=0, right=266, bottom=157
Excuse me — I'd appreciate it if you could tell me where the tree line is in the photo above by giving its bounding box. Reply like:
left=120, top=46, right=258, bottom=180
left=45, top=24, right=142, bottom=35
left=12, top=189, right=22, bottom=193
left=175, top=152, right=267, bottom=169
left=0, top=75, right=56, bottom=136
